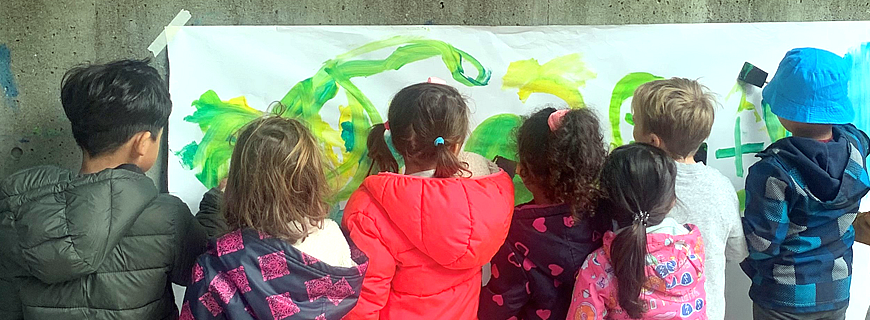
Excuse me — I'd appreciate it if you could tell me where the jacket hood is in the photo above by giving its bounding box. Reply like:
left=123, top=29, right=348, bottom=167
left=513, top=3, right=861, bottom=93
left=0, top=165, right=157, bottom=283
left=185, top=228, right=368, bottom=320
left=602, top=224, right=705, bottom=297
left=358, top=171, right=514, bottom=269
left=758, top=124, right=870, bottom=205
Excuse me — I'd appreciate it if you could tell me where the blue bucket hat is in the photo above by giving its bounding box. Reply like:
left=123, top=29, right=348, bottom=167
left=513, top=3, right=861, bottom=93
left=762, top=47, right=854, bottom=124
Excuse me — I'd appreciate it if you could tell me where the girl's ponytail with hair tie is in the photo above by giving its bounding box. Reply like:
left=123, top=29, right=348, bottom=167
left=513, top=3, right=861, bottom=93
left=383, top=121, right=390, bottom=131
left=634, top=210, right=650, bottom=226
left=547, top=109, right=570, bottom=132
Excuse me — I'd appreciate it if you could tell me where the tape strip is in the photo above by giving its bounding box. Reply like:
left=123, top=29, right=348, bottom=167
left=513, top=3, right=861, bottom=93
left=147, top=9, right=192, bottom=57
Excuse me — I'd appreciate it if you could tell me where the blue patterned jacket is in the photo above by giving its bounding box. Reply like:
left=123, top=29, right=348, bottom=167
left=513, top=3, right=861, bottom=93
left=741, top=124, right=870, bottom=313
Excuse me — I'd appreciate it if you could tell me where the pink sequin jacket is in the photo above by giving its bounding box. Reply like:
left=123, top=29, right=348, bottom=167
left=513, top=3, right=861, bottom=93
left=567, top=224, right=707, bottom=320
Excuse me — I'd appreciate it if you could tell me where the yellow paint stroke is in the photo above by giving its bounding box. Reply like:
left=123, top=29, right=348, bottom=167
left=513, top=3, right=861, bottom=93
left=502, top=53, right=596, bottom=108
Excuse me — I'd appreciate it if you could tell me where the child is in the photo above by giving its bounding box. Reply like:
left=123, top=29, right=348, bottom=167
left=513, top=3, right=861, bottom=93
left=182, top=115, right=367, bottom=320
left=0, top=59, right=225, bottom=319
left=631, top=78, right=747, bottom=320
left=342, top=81, right=515, bottom=320
left=742, top=47, right=870, bottom=320
left=479, top=107, right=610, bottom=320
left=568, top=143, right=707, bottom=320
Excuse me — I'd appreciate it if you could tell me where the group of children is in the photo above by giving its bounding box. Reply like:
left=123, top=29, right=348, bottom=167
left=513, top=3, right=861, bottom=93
left=0, top=46, right=867, bottom=320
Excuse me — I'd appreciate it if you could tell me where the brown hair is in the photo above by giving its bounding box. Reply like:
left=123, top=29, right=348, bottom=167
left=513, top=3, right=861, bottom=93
left=631, top=78, right=716, bottom=159
left=367, top=83, right=470, bottom=178
left=516, top=107, right=607, bottom=219
left=599, top=143, right=677, bottom=319
left=223, top=115, right=330, bottom=243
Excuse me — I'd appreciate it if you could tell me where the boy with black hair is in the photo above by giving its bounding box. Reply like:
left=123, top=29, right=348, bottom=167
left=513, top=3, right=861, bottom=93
left=742, top=48, right=870, bottom=320
left=0, top=59, right=226, bottom=319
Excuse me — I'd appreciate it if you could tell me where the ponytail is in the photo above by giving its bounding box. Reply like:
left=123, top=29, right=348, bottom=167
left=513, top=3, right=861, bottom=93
left=433, top=139, right=468, bottom=178
left=366, top=123, right=398, bottom=175
left=611, top=216, right=649, bottom=319
left=599, top=143, right=678, bottom=320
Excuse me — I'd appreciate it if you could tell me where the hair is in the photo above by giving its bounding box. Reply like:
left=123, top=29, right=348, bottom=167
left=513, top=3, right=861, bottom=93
left=631, top=78, right=716, bottom=159
left=367, top=83, right=470, bottom=178
left=223, top=115, right=330, bottom=243
left=61, top=59, right=171, bottom=157
left=599, top=143, right=677, bottom=319
left=516, top=107, right=608, bottom=219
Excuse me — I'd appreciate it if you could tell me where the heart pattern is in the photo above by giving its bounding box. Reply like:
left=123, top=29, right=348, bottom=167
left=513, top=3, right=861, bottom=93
left=532, top=217, right=547, bottom=232
left=522, top=258, right=536, bottom=271
left=536, top=309, right=551, bottom=319
left=563, top=216, right=575, bottom=228
left=492, top=294, right=504, bottom=306
left=491, top=263, right=500, bottom=279
left=548, top=264, right=563, bottom=276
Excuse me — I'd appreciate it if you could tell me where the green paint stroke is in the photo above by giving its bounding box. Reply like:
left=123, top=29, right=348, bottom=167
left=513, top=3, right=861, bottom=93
left=609, top=72, right=664, bottom=147
left=728, top=82, right=762, bottom=122
left=180, top=36, right=491, bottom=202
left=464, top=113, right=532, bottom=204
left=737, top=189, right=746, bottom=212
left=502, top=53, right=596, bottom=108
left=714, top=142, right=764, bottom=158
left=176, top=92, right=262, bottom=188
left=761, top=101, right=789, bottom=142
left=733, top=116, right=744, bottom=177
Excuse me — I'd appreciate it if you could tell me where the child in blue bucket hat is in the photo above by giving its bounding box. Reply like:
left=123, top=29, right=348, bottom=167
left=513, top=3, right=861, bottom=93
left=741, top=47, right=870, bottom=320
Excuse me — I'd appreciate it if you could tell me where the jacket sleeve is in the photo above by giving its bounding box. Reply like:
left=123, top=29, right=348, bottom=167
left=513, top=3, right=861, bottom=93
left=566, top=254, right=608, bottom=320
left=742, top=161, right=793, bottom=260
left=195, top=188, right=229, bottom=238
left=479, top=240, right=530, bottom=320
left=169, top=188, right=227, bottom=286
left=343, top=205, right=396, bottom=320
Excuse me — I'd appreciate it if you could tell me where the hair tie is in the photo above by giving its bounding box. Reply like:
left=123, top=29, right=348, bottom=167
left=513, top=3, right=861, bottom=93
left=434, top=136, right=445, bottom=146
left=634, top=211, right=650, bottom=226
left=383, top=121, right=390, bottom=131
left=548, top=109, right=570, bottom=132
left=427, top=77, right=448, bottom=85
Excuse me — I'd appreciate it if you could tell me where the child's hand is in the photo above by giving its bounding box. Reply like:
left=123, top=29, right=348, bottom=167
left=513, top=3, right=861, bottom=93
left=218, top=179, right=227, bottom=192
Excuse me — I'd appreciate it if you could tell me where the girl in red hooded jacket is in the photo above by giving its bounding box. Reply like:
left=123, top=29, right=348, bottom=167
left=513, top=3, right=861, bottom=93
left=342, top=79, right=515, bottom=320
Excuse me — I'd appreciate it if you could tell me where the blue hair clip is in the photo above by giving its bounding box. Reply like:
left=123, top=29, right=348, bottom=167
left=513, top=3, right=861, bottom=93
left=434, top=137, right=445, bottom=146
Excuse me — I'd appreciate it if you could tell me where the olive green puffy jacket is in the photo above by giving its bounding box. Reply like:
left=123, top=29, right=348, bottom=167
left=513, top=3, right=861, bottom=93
left=0, top=165, right=226, bottom=319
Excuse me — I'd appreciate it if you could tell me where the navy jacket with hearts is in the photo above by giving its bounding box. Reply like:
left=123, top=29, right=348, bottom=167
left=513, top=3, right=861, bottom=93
left=181, top=228, right=368, bottom=320
left=479, top=203, right=610, bottom=320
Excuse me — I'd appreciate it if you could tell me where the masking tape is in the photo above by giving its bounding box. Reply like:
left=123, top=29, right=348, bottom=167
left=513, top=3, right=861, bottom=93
left=147, top=9, right=192, bottom=57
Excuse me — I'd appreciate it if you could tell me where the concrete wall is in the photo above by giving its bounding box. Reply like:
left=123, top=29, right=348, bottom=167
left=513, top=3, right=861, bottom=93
left=1, top=1, right=869, bottom=319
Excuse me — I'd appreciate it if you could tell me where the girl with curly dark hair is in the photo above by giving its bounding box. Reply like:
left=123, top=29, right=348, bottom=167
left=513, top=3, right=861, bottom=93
left=479, top=107, right=611, bottom=320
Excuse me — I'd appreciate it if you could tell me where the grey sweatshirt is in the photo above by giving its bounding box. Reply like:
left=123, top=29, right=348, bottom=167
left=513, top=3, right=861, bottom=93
left=668, top=161, right=749, bottom=320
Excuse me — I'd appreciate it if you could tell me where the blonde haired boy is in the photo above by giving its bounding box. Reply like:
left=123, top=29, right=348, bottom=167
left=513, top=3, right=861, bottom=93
left=632, top=78, right=748, bottom=320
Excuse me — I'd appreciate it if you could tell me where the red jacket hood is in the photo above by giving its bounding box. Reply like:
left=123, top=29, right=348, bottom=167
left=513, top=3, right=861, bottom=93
left=351, top=171, right=515, bottom=269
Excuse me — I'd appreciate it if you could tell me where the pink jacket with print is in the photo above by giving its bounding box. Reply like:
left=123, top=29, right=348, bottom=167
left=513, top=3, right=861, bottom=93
left=567, top=224, right=707, bottom=320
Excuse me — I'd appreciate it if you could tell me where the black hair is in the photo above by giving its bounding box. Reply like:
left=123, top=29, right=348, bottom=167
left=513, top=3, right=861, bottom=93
left=516, top=107, right=607, bottom=219
left=367, top=83, right=469, bottom=178
left=61, top=59, right=171, bottom=157
left=599, top=143, right=677, bottom=319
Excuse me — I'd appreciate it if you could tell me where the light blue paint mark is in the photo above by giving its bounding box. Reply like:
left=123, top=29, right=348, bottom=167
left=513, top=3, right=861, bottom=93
left=847, top=42, right=870, bottom=134
left=0, top=44, right=19, bottom=111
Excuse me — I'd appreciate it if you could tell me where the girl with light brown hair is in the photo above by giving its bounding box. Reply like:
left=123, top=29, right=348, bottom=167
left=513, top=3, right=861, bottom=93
left=182, top=115, right=368, bottom=320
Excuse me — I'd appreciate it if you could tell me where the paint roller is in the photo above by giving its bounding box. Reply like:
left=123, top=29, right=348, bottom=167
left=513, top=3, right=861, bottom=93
left=737, top=62, right=768, bottom=88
